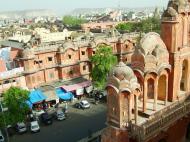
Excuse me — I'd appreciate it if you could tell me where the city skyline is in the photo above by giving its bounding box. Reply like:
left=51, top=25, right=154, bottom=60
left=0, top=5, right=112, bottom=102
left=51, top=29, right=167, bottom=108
left=0, top=0, right=169, bottom=15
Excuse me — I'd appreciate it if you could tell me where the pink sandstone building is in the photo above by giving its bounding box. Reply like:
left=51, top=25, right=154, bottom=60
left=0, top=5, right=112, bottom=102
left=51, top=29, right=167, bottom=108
left=0, top=33, right=136, bottom=93
left=101, top=0, right=190, bottom=142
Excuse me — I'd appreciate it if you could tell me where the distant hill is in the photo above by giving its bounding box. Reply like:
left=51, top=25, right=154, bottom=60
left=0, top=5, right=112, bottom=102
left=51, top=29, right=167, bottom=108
left=0, top=9, right=56, bottom=19
left=69, top=7, right=164, bottom=16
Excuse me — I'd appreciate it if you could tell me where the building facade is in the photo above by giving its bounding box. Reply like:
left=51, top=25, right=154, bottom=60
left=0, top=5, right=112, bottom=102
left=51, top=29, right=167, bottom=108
left=0, top=33, right=136, bottom=93
left=101, top=0, right=190, bottom=142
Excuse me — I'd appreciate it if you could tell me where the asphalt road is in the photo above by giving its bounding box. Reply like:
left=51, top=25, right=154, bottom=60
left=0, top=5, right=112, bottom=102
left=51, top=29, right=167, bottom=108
left=9, top=101, right=107, bottom=142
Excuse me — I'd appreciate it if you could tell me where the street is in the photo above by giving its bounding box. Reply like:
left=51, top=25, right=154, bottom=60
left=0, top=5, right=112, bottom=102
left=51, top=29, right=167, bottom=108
left=10, top=100, right=107, bottom=142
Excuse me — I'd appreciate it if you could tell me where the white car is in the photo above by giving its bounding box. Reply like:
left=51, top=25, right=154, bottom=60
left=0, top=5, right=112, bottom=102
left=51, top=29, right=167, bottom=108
left=30, top=121, right=40, bottom=133
left=15, top=122, right=27, bottom=133
left=75, top=100, right=90, bottom=109
left=0, top=130, right=4, bottom=142
left=56, top=110, right=66, bottom=121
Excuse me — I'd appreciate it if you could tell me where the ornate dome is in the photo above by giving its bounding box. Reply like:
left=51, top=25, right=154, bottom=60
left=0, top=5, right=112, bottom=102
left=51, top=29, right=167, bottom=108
left=139, top=32, right=168, bottom=55
left=176, top=0, right=188, bottom=6
left=108, top=61, right=140, bottom=92
left=111, top=62, right=135, bottom=81
left=132, top=32, right=170, bottom=74
left=163, top=0, right=189, bottom=17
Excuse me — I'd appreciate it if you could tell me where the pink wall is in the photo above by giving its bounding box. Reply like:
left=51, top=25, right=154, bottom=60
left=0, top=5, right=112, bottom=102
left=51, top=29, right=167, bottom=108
left=0, top=59, right=6, bottom=72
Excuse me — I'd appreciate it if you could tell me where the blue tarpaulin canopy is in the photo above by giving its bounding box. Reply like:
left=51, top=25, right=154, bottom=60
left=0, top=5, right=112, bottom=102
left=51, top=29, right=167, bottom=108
left=26, top=100, right=33, bottom=109
left=56, top=88, right=74, bottom=100
left=28, top=89, right=47, bottom=104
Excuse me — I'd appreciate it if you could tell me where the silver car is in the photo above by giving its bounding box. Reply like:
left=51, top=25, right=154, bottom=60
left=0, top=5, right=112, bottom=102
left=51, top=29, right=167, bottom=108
left=56, top=110, right=66, bottom=121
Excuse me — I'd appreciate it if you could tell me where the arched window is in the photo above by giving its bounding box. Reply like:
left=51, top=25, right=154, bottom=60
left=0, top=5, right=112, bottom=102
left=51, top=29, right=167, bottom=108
left=147, top=78, right=154, bottom=99
left=180, top=60, right=188, bottom=91
left=158, top=75, right=167, bottom=101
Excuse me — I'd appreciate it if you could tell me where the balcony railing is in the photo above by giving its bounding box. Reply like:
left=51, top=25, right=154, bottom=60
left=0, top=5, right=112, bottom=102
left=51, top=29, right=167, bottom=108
left=129, top=98, right=190, bottom=142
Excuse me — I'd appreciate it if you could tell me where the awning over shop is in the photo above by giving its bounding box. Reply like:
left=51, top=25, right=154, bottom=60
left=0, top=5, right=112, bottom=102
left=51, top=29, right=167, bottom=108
left=56, top=88, right=74, bottom=100
left=26, top=100, right=33, bottom=109
left=85, top=85, right=93, bottom=93
left=43, top=90, right=59, bottom=102
left=29, top=89, right=47, bottom=104
left=61, top=81, right=92, bottom=92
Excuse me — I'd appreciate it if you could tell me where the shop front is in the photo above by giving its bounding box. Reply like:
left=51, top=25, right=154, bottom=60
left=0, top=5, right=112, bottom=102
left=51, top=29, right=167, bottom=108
left=55, top=87, right=74, bottom=102
left=43, top=90, right=59, bottom=108
left=61, top=81, right=92, bottom=99
left=27, top=89, right=47, bottom=110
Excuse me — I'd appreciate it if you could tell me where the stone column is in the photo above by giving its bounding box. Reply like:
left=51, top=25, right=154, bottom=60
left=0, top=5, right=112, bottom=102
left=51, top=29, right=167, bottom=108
left=143, top=81, right=147, bottom=112
left=154, top=78, right=158, bottom=111
left=128, top=95, right=131, bottom=122
left=165, top=75, right=168, bottom=105
left=187, top=58, right=190, bottom=91
left=134, top=95, right=138, bottom=124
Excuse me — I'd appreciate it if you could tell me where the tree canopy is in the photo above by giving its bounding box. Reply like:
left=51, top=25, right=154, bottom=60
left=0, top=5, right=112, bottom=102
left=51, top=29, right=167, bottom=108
left=62, top=16, right=87, bottom=29
left=0, top=87, right=30, bottom=127
left=116, top=17, right=161, bottom=34
left=90, top=45, right=117, bottom=89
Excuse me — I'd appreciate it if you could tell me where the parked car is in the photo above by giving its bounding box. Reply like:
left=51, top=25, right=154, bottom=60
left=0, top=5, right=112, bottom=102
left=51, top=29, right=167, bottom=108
left=30, top=121, right=40, bottom=133
left=56, top=109, right=66, bottom=121
left=32, top=110, right=45, bottom=117
left=15, top=122, right=27, bottom=134
left=75, top=100, right=90, bottom=109
left=0, top=130, right=4, bottom=142
left=6, top=125, right=15, bottom=136
left=40, top=113, right=53, bottom=125
left=29, top=113, right=38, bottom=121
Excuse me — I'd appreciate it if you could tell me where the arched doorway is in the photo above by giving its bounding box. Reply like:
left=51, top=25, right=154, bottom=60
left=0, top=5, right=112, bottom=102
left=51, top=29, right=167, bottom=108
left=158, top=75, right=167, bottom=101
left=121, top=91, right=131, bottom=124
left=147, top=78, right=154, bottom=99
left=180, top=60, right=188, bottom=91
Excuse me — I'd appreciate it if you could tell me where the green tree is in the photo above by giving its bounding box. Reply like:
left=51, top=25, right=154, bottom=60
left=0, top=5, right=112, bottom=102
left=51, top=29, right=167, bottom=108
left=116, top=17, right=161, bottom=34
left=90, top=45, right=117, bottom=89
left=0, top=87, right=30, bottom=127
left=62, top=15, right=86, bottom=28
left=116, top=22, right=134, bottom=32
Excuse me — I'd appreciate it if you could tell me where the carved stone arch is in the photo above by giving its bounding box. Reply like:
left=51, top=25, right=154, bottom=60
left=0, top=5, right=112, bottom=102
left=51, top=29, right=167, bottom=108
left=106, top=84, right=119, bottom=94
left=106, top=85, right=123, bottom=127
left=158, top=72, right=167, bottom=101
left=120, top=89, right=131, bottom=95
left=145, top=73, right=157, bottom=99
left=157, top=64, right=171, bottom=75
left=145, top=72, right=157, bottom=81
left=133, top=69, right=144, bottom=99
left=180, top=59, right=189, bottom=91
left=120, top=90, right=131, bottom=123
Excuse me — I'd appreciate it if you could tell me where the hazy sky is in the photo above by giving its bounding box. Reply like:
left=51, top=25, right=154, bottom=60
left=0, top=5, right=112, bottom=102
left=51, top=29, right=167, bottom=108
left=0, top=0, right=169, bottom=15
